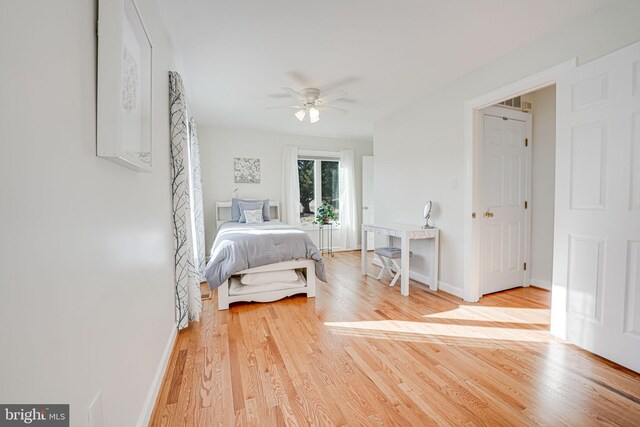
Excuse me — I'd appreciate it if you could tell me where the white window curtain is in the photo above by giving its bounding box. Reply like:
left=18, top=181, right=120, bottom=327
left=169, top=71, right=202, bottom=330
left=188, top=115, right=206, bottom=283
left=339, top=149, right=358, bottom=249
left=282, top=146, right=301, bottom=226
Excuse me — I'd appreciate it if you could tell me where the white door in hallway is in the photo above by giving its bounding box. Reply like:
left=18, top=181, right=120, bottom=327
left=362, top=156, right=375, bottom=249
left=553, top=41, right=640, bottom=373
left=480, top=107, right=531, bottom=296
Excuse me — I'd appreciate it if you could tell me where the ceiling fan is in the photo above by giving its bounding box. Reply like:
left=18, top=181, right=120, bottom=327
left=269, top=87, right=349, bottom=124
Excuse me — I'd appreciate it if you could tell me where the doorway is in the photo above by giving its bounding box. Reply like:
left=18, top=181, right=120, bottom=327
left=462, top=59, right=575, bottom=303
left=478, top=87, right=557, bottom=297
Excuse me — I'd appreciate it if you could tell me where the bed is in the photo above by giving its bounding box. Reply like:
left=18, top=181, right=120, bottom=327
left=204, top=200, right=326, bottom=310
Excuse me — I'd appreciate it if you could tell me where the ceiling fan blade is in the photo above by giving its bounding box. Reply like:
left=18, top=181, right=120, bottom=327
left=323, top=105, right=349, bottom=114
left=319, top=89, right=348, bottom=103
left=319, top=76, right=359, bottom=93
left=266, top=105, right=302, bottom=110
left=282, top=87, right=305, bottom=102
left=287, top=71, right=313, bottom=88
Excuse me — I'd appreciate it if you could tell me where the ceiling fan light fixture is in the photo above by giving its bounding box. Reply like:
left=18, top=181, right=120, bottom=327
left=275, top=87, right=344, bottom=124
left=294, top=108, right=306, bottom=121
left=309, top=107, right=320, bottom=123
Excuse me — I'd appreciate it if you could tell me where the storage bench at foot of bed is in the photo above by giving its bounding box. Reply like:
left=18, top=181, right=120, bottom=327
left=217, top=259, right=316, bottom=310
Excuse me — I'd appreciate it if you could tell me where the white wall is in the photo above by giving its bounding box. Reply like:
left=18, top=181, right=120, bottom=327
left=523, top=86, right=556, bottom=289
left=0, top=1, right=177, bottom=426
left=374, top=1, right=640, bottom=297
left=198, top=127, right=373, bottom=251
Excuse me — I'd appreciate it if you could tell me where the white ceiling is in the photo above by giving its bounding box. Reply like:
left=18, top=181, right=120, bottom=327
left=156, top=0, right=610, bottom=140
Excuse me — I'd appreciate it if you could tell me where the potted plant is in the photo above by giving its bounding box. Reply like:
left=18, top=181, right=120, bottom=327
left=314, top=202, right=337, bottom=225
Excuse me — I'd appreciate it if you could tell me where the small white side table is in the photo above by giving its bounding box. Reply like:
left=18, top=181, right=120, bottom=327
left=318, top=222, right=334, bottom=257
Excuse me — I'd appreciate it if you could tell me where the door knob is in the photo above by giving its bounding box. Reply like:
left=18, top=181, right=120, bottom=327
left=484, top=211, right=494, bottom=218
left=362, top=206, right=368, bottom=210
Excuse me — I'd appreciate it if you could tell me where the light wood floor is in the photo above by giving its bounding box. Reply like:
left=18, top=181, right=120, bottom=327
left=150, top=251, right=640, bottom=426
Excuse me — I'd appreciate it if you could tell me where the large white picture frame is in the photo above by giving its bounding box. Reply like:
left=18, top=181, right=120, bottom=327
left=97, top=0, right=153, bottom=172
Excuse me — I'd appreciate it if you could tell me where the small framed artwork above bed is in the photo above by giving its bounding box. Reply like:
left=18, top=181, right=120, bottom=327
left=205, top=199, right=327, bottom=310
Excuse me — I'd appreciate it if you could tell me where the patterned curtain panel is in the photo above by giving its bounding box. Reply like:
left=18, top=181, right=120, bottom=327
left=188, top=114, right=206, bottom=282
left=169, top=71, right=202, bottom=329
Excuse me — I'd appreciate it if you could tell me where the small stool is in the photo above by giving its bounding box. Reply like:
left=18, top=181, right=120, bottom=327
left=374, top=247, right=412, bottom=287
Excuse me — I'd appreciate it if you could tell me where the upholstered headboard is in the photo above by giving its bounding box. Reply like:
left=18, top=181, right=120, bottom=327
left=216, top=200, right=281, bottom=229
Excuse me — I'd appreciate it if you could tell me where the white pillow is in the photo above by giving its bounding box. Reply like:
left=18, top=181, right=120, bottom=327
left=241, top=269, right=299, bottom=285
left=244, top=209, right=264, bottom=224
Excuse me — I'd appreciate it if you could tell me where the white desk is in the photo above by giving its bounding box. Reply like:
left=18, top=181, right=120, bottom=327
left=361, top=223, right=439, bottom=296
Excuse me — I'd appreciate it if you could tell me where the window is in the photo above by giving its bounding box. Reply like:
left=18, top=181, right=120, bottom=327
left=298, top=158, right=340, bottom=225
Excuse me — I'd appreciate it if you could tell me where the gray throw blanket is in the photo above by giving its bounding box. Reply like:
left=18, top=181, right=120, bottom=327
left=204, top=221, right=327, bottom=290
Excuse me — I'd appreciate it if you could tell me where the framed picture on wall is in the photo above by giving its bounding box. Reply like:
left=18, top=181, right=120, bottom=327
left=97, top=0, right=153, bottom=172
left=234, top=158, right=261, bottom=183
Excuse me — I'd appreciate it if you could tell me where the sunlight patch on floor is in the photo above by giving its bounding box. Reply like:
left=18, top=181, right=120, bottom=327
left=325, top=320, right=552, bottom=344
left=423, top=305, right=550, bottom=324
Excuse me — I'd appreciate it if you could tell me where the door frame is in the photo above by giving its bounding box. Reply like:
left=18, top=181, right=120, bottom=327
left=361, top=156, right=375, bottom=250
left=463, top=58, right=576, bottom=302
left=478, top=106, right=532, bottom=296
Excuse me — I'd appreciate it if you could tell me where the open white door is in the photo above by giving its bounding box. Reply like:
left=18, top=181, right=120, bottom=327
left=553, top=41, right=640, bottom=372
left=362, top=156, right=375, bottom=249
left=480, top=107, right=531, bottom=295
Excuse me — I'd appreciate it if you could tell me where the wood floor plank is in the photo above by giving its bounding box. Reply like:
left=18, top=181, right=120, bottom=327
left=150, top=251, right=640, bottom=426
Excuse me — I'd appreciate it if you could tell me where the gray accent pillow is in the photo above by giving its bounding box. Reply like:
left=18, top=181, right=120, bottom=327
left=238, top=201, right=264, bottom=223
left=231, top=198, right=270, bottom=221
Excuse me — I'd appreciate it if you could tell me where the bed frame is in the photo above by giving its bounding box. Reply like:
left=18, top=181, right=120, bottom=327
left=215, top=200, right=281, bottom=229
left=215, top=200, right=317, bottom=310
left=217, top=259, right=317, bottom=310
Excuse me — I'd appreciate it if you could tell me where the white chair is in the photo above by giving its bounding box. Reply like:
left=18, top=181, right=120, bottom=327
left=374, top=246, right=412, bottom=287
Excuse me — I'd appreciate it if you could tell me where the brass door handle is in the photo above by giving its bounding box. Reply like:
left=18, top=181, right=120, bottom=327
left=484, top=211, right=494, bottom=218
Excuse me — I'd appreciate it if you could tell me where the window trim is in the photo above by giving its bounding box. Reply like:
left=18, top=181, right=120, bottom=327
left=298, top=149, right=340, bottom=159
left=298, top=154, right=340, bottom=226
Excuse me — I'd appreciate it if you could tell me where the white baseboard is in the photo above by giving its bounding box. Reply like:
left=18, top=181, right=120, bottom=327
left=407, top=269, right=434, bottom=288
left=436, top=281, right=464, bottom=298
left=411, top=270, right=463, bottom=298
left=136, top=324, right=178, bottom=427
left=530, top=278, right=551, bottom=291
left=371, top=259, right=463, bottom=298
left=327, top=247, right=354, bottom=253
